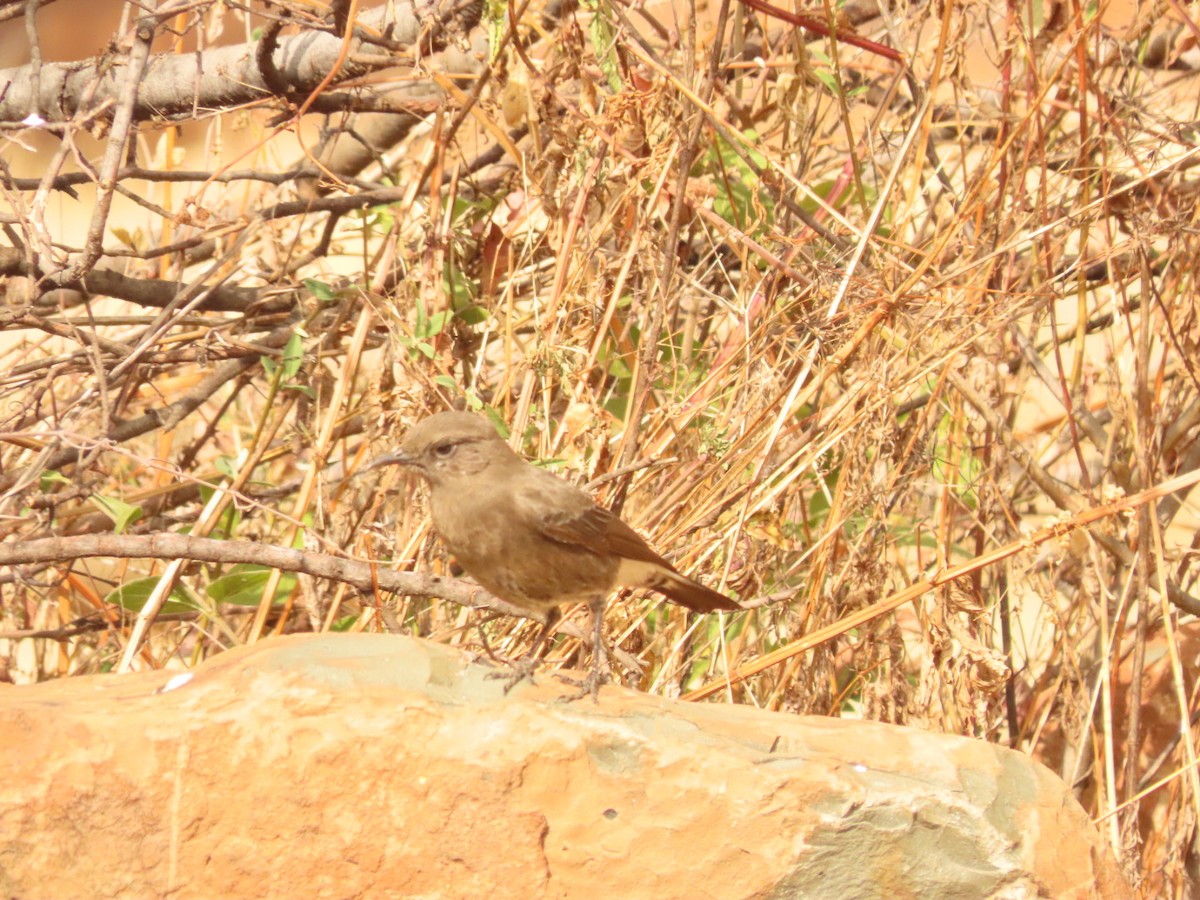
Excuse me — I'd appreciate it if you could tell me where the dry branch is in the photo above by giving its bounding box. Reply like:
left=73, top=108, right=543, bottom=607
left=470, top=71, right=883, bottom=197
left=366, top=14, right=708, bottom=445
left=0, top=532, right=535, bottom=621
left=0, top=2, right=483, bottom=123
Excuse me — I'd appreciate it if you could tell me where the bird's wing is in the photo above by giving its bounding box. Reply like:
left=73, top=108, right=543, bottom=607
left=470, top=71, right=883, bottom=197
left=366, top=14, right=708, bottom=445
left=512, top=471, right=676, bottom=569
left=512, top=468, right=739, bottom=613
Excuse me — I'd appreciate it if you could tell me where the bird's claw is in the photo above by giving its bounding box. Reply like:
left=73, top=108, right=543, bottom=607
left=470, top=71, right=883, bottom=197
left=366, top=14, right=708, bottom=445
left=554, top=670, right=606, bottom=703
left=486, top=656, right=541, bottom=694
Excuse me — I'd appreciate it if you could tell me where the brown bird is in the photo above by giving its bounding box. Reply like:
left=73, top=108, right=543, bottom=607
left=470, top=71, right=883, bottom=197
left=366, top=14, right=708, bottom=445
left=374, top=410, right=740, bottom=700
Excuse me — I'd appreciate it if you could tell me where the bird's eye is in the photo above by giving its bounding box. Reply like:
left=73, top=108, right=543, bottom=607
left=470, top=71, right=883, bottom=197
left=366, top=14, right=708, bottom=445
left=432, top=441, right=456, bottom=459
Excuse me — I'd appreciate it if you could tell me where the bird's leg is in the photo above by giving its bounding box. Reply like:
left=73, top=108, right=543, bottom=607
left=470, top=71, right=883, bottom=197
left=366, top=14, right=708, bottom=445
left=486, top=608, right=561, bottom=693
left=555, top=595, right=609, bottom=703
left=471, top=613, right=509, bottom=667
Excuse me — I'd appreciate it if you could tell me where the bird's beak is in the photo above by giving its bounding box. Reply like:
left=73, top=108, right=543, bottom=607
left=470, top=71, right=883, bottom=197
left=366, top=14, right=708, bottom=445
left=365, top=449, right=419, bottom=471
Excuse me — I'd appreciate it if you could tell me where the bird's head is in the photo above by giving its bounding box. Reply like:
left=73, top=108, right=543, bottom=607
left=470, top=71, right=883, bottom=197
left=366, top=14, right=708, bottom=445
left=369, top=410, right=514, bottom=486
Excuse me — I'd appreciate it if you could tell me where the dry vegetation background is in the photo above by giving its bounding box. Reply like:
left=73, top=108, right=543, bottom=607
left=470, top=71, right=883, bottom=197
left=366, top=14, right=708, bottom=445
left=1, top=0, right=1199, bottom=892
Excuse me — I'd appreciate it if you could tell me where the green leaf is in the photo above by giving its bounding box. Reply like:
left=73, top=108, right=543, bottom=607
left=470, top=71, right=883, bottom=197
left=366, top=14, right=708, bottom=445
left=705, top=131, right=774, bottom=238
left=206, top=565, right=298, bottom=606
left=417, top=309, right=452, bottom=339
left=281, top=332, right=304, bottom=380
left=481, top=405, right=509, bottom=438
left=581, top=0, right=622, bottom=91
left=208, top=502, right=241, bottom=540
left=485, top=0, right=507, bottom=63
left=106, top=577, right=200, bottom=615
left=89, top=494, right=142, bottom=534
left=607, top=353, right=632, bottom=379
left=304, top=278, right=338, bottom=302
left=212, top=456, right=239, bottom=480
left=40, top=470, right=71, bottom=490
left=284, top=384, right=316, bottom=399
left=812, top=64, right=841, bottom=94
left=445, top=268, right=478, bottom=309
left=456, top=304, right=488, bottom=325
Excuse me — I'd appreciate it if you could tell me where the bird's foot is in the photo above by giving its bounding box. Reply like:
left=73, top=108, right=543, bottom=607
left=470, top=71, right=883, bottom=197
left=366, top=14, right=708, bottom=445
left=555, top=613, right=611, bottom=704
left=485, top=655, right=541, bottom=694
left=554, top=667, right=607, bottom=703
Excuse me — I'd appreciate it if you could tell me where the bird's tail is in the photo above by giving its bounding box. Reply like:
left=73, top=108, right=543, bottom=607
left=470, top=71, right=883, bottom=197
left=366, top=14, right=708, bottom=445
left=616, top=557, right=740, bottom=613
left=653, top=570, right=741, bottom=613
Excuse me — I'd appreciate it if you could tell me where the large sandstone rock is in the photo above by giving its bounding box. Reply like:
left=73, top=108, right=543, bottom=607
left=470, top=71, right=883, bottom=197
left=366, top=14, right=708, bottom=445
left=0, top=634, right=1128, bottom=899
